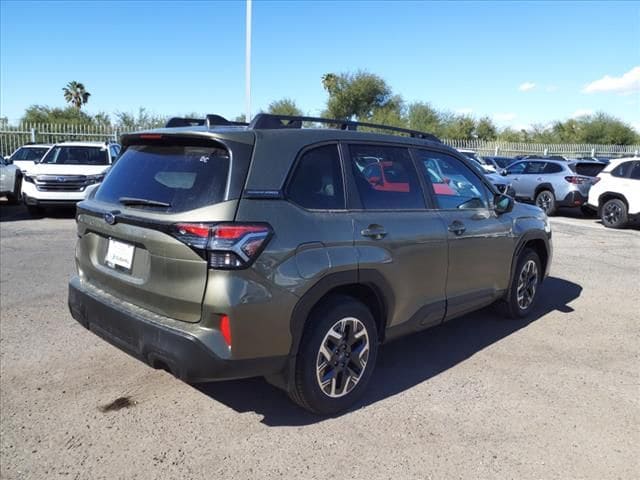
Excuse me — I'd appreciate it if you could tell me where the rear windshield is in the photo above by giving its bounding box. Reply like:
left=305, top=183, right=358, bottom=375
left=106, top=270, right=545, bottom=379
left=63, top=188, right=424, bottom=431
left=12, top=147, right=49, bottom=161
left=41, top=146, right=108, bottom=165
left=95, top=144, right=230, bottom=212
left=569, top=162, right=606, bottom=177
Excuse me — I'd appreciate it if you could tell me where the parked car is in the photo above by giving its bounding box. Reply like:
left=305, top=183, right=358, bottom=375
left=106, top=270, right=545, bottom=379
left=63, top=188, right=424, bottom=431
left=457, top=149, right=497, bottom=172
left=22, top=141, right=120, bottom=216
left=499, top=159, right=605, bottom=215
left=4, top=143, right=52, bottom=173
left=520, top=155, right=569, bottom=162
left=68, top=113, right=552, bottom=414
left=0, top=156, right=22, bottom=204
left=483, top=156, right=517, bottom=170
left=587, top=157, right=640, bottom=228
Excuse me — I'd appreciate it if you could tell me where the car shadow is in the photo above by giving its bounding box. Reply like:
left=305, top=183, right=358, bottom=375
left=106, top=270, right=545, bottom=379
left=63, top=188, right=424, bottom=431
left=196, top=276, right=582, bottom=426
left=0, top=201, right=76, bottom=222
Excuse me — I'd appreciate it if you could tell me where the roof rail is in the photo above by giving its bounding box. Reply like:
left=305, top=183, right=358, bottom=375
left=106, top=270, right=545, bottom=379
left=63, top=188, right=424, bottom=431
left=165, top=115, right=249, bottom=128
left=248, top=114, right=441, bottom=142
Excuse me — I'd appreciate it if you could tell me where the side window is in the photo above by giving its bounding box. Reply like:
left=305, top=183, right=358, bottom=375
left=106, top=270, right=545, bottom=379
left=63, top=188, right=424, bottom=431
left=524, top=162, right=546, bottom=174
left=612, top=161, right=634, bottom=178
left=286, top=144, right=345, bottom=210
left=544, top=162, right=563, bottom=174
left=348, top=144, right=424, bottom=210
left=630, top=162, right=640, bottom=180
left=414, top=150, right=489, bottom=210
left=507, top=162, right=527, bottom=174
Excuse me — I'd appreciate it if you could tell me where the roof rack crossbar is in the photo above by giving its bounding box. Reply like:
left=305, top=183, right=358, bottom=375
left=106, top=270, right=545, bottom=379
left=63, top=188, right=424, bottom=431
left=248, top=114, right=441, bottom=142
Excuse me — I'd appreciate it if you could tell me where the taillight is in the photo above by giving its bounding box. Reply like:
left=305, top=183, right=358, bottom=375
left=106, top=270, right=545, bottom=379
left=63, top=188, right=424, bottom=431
left=564, top=176, right=590, bottom=184
left=219, top=315, right=232, bottom=348
left=171, top=222, right=272, bottom=269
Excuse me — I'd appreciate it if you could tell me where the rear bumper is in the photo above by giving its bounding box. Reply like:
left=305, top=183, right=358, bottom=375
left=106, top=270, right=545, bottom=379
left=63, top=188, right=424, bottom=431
left=557, top=190, right=588, bottom=207
left=68, top=276, right=287, bottom=383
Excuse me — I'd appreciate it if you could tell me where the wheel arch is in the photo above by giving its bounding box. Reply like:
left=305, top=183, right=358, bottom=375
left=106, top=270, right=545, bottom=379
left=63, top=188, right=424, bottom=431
left=597, top=191, right=628, bottom=215
left=534, top=183, right=555, bottom=198
left=509, top=231, right=550, bottom=293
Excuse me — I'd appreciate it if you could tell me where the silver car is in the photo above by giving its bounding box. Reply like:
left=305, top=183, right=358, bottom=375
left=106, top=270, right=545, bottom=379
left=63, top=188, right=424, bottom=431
left=0, top=157, right=22, bottom=204
left=499, top=159, right=605, bottom=215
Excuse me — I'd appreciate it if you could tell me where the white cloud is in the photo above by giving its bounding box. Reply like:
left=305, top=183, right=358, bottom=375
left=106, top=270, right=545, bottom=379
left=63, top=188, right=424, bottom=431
left=493, top=112, right=517, bottom=122
left=571, top=109, right=594, bottom=118
left=582, top=66, right=640, bottom=95
left=518, top=82, right=536, bottom=92
left=455, top=108, right=473, bottom=115
left=545, top=85, right=559, bottom=92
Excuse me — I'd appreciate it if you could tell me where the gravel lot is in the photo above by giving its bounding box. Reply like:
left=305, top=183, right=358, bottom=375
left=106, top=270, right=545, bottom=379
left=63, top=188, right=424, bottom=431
left=1, top=203, right=638, bottom=479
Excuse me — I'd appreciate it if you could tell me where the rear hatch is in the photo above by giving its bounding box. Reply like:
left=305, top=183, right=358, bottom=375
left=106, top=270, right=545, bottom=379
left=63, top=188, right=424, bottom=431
left=75, top=133, right=253, bottom=322
left=568, top=162, right=607, bottom=194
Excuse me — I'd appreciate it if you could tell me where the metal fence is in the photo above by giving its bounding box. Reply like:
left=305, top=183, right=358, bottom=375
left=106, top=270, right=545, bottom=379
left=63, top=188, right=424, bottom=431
left=1, top=122, right=639, bottom=158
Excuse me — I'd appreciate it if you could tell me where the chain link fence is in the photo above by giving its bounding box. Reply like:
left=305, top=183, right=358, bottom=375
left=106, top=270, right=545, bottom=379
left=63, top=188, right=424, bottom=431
left=2, top=122, right=638, bottom=159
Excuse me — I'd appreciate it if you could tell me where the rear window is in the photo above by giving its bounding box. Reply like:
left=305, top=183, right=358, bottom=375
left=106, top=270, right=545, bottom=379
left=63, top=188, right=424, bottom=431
left=95, top=144, right=230, bottom=212
left=41, top=146, right=108, bottom=165
left=569, top=162, right=606, bottom=177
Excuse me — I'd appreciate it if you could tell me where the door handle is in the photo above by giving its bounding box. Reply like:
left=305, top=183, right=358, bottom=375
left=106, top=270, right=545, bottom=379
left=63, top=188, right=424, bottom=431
left=448, top=220, right=466, bottom=236
left=361, top=224, right=387, bottom=240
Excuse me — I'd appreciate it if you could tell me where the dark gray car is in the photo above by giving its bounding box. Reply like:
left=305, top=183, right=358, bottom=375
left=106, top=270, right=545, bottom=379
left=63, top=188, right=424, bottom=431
left=68, top=114, right=552, bottom=414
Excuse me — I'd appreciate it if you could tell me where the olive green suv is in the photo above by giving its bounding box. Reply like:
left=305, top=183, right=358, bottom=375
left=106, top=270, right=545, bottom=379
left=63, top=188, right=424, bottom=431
left=68, top=114, right=552, bottom=414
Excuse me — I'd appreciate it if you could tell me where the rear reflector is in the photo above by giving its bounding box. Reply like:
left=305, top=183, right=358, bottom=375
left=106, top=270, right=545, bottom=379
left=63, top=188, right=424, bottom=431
left=220, top=315, right=232, bottom=347
left=171, top=222, right=273, bottom=269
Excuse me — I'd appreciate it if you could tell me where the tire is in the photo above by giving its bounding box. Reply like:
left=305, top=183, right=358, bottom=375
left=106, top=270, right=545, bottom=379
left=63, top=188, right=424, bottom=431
left=502, top=249, right=542, bottom=319
left=289, top=295, right=379, bottom=415
left=6, top=175, right=22, bottom=205
left=601, top=199, right=627, bottom=229
left=26, top=205, right=44, bottom=217
left=535, top=189, right=557, bottom=216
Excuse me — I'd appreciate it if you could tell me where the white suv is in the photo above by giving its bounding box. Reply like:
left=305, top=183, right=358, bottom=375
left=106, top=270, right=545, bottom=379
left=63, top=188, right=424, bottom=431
left=5, top=144, right=52, bottom=173
left=22, top=141, right=120, bottom=216
left=587, top=157, right=640, bottom=228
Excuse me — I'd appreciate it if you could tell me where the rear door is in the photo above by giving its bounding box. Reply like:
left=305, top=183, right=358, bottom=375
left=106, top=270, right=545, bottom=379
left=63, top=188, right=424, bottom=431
left=75, top=135, right=251, bottom=323
left=520, top=161, right=548, bottom=199
left=412, top=149, right=513, bottom=318
left=345, top=143, right=448, bottom=330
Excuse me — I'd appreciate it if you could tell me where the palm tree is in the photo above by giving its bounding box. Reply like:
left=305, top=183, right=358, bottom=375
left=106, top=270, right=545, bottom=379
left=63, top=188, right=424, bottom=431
left=62, top=81, right=91, bottom=109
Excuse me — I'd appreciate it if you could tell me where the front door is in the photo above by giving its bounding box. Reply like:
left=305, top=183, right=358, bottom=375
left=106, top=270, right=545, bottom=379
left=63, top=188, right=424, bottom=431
left=412, top=149, right=514, bottom=319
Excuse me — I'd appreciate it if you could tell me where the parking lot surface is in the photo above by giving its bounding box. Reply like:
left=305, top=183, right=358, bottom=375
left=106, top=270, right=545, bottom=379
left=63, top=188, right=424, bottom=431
left=1, top=203, right=638, bottom=479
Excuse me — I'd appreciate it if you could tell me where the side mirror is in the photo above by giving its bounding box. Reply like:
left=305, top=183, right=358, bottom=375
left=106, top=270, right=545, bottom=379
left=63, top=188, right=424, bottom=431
left=499, top=169, right=508, bottom=176
left=494, top=194, right=514, bottom=214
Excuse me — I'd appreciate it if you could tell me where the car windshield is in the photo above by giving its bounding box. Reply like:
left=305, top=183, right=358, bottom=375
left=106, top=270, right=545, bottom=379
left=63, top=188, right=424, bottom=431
left=11, top=147, right=49, bottom=161
left=40, top=146, right=109, bottom=165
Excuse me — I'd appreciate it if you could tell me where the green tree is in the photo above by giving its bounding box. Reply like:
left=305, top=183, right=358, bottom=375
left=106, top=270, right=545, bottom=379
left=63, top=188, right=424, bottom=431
left=475, top=117, right=497, bottom=140
left=406, top=102, right=442, bottom=136
left=22, top=105, right=94, bottom=124
left=267, top=98, right=303, bottom=116
left=114, top=108, right=166, bottom=131
left=443, top=114, right=476, bottom=140
left=62, top=81, right=91, bottom=109
left=322, top=71, right=394, bottom=120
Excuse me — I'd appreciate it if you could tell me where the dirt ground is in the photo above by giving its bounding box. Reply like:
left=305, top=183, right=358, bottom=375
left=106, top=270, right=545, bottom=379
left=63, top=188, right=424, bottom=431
left=1, top=203, right=638, bottom=479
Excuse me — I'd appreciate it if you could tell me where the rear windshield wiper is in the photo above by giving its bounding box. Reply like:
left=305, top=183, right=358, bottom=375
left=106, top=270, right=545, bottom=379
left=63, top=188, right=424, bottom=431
left=118, top=197, right=171, bottom=208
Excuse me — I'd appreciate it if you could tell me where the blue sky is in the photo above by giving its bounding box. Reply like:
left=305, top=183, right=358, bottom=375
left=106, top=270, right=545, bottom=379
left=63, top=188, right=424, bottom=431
left=1, top=0, right=639, bottom=130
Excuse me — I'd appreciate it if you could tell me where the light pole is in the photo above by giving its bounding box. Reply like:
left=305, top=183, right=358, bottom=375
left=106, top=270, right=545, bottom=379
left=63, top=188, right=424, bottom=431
left=245, top=0, right=252, bottom=123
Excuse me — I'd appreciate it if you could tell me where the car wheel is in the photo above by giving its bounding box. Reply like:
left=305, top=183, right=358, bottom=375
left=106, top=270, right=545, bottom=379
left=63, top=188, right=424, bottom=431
left=535, top=190, right=556, bottom=216
left=502, top=249, right=541, bottom=319
left=6, top=175, right=22, bottom=205
left=26, top=205, right=44, bottom=217
left=601, top=199, right=627, bottom=229
left=289, top=295, right=378, bottom=415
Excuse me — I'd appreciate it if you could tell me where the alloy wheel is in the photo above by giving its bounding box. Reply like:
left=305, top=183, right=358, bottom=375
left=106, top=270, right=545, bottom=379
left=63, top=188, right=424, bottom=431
left=536, top=192, right=552, bottom=213
left=516, top=260, right=539, bottom=310
left=316, top=317, right=370, bottom=398
left=603, top=202, right=622, bottom=226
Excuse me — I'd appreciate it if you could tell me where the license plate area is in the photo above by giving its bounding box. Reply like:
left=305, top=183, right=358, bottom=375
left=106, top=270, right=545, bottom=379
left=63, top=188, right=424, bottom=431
left=105, top=238, right=135, bottom=272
